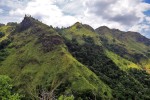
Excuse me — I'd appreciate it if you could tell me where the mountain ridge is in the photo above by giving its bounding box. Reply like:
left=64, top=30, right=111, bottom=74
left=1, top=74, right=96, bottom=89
left=0, top=16, right=150, bottom=99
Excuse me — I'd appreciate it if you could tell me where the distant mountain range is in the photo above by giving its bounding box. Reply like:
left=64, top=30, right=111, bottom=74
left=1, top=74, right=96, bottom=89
left=0, top=16, right=150, bottom=100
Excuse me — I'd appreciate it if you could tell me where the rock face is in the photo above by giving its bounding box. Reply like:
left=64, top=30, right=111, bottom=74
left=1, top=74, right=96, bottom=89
left=18, top=15, right=35, bottom=31
left=38, top=35, right=64, bottom=52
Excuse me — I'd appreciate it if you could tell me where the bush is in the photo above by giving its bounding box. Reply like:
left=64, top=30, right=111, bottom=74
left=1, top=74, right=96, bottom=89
left=0, top=75, right=20, bottom=100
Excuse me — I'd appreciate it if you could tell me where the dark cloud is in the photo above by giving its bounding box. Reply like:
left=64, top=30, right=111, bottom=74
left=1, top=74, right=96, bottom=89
left=108, top=13, right=140, bottom=25
left=86, top=0, right=116, bottom=16
left=85, top=0, right=140, bottom=26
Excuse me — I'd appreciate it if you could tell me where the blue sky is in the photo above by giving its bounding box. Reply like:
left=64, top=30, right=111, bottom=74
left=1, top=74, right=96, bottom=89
left=0, top=0, right=150, bottom=38
left=144, top=10, right=150, bottom=16
left=144, top=0, right=150, bottom=3
left=144, top=0, right=150, bottom=16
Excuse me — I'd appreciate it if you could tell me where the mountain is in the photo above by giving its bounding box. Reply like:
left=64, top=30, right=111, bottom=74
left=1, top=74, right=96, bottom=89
left=0, top=16, right=150, bottom=100
left=96, top=26, right=150, bottom=72
left=59, top=23, right=150, bottom=99
left=0, top=16, right=112, bottom=99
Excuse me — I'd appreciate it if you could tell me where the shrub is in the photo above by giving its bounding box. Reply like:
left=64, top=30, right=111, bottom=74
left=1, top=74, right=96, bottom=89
left=0, top=75, right=20, bottom=100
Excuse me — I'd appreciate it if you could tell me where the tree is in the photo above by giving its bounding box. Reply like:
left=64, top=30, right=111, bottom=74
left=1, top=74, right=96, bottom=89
left=0, top=32, right=5, bottom=38
left=0, top=75, right=20, bottom=100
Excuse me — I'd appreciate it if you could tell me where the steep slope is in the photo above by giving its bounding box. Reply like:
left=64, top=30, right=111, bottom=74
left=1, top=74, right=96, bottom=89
left=60, top=24, right=150, bottom=99
left=96, top=26, right=150, bottom=70
left=0, top=16, right=112, bottom=99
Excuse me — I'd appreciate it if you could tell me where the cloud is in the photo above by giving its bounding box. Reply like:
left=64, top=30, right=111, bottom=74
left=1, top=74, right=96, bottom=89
left=0, top=0, right=30, bottom=23
left=54, top=0, right=84, bottom=15
left=9, top=0, right=80, bottom=27
left=85, top=0, right=117, bottom=16
left=0, top=0, right=30, bottom=9
left=85, top=0, right=150, bottom=25
left=0, top=0, right=150, bottom=37
left=84, top=0, right=150, bottom=37
left=0, top=9, right=3, bottom=13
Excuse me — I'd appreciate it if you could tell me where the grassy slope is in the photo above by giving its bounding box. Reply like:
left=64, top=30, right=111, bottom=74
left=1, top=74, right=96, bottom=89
left=105, top=50, right=141, bottom=71
left=0, top=26, right=12, bottom=42
left=0, top=22, right=112, bottom=99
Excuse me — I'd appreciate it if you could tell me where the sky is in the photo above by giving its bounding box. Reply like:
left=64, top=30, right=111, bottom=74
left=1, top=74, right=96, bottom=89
left=0, top=0, right=150, bottom=38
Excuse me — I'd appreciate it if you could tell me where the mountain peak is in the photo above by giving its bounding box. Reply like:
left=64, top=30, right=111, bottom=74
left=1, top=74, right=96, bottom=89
left=97, top=26, right=110, bottom=30
left=72, top=22, right=95, bottom=32
left=23, top=14, right=36, bottom=23
left=95, top=26, right=111, bottom=35
left=72, top=22, right=83, bottom=29
left=18, top=15, right=37, bottom=31
left=74, top=22, right=82, bottom=25
left=83, top=24, right=95, bottom=32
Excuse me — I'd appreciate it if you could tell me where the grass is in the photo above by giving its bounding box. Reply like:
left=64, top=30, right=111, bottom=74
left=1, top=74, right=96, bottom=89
left=0, top=26, right=12, bottom=42
left=105, top=50, right=141, bottom=71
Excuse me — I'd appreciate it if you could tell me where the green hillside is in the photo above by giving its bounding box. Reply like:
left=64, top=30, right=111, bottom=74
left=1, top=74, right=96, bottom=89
left=0, top=16, right=112, bottom=99
left=59, top=23, right=150, bottom=99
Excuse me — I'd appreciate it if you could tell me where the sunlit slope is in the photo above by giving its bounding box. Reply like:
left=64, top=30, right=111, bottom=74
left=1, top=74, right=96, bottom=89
left=0, top=16, right=112, bottom=99
left=105, top=50, right=141, bottom=71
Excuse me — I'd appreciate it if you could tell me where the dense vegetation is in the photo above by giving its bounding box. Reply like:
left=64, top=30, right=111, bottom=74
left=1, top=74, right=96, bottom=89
left=65, top=36, right=150, bottom=99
